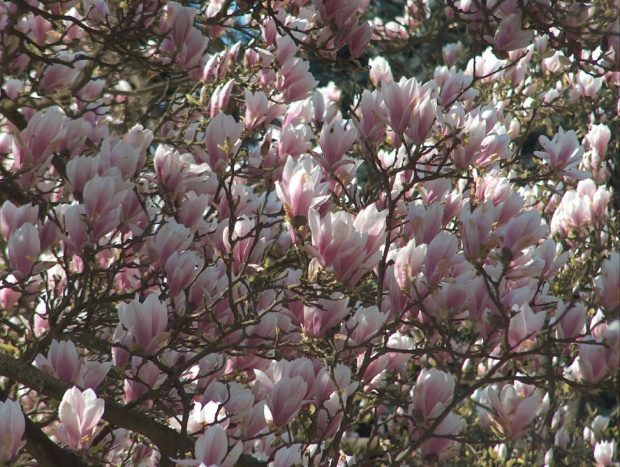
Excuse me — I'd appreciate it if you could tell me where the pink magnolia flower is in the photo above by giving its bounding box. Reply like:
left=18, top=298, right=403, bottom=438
left=262, top=375, right=307, bottom=428
left=423, top=232, right=458, bottom=285
left=460, top=202, right=501, bottom=260
left=594, top=252, right=620, bottom=315
left=355, top=90, right=387, bottom=149
left=124, top=357, right=165, bottom=403
left=553, top=301, right=586, bottom=340
left=411, top=369, right=455, bottom=421
left=393, top=239, right=427, bottom=289
left=222, top=216, right=269, bottom=275
left=35, top=339, right=81, bottom=384
left=498, top=210, right=548, bottom=257
left=82, top=175, right=131, bottom=241
left=210, top=79, right=235, bottom=117
left=594, top=440, right=617, bottom=467
left=0, top=399, right=25, bottom=463
left=12, top=107, right=66, bottom=169
left=303, top=293, right=351, bottom=337
left=204, top=113, right=244, bottom=172
left=485, top=14, right=534, bottom=53
left=418, top=412, right=464, bottom=462
left=117, top=294, right=170, bottom=354
left=341, top=305, right=389, bottom=346
left=278, top=123, right=313, bottom=159
left=487, top=383, right=543, bottom=439
left=318, top=118, right=357, bottom=169
left=40, top=60, right=80, bottom=92
left=368, top=56, right=394, bottom=87
left=347, top=20, right=373, bottom=59
left=244, top=89, right=285, bottom=130
left=273, top=445, right=302, bottom=467
left=275, top=155, right=329, bottom=228
left=176, top=424, right=241, bottom=467
left=58, top=387, right=105, bottom=451
left=0, top=200, right=39, bottom=240
left=165, top=250, right=203, bottom=297
left=576, top=70, right=603, bottom=98
left=508, top=304, right=546, bottom=351
left=277, top=57, right=318, bottom=103
left=535, top=127, right=587, bottom=179
left=8, top=222, right=40, bottom=279
left=149, top=220, right=193, bottom=268
left=381, top=76, right=420, bottom=135
left=576, top=341, right=610, bottom=384
left=585, top=123, right=612, bottom=158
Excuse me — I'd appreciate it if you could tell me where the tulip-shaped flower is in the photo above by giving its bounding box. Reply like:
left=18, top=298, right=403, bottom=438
left=419, top=412, right=465, bottom=462
left=35, top=339, right=81, bottom=384
left=302, top=293, right=350, bottom=337
left=277, top=57, right=318, bottom=103
left=165, top=250, right=203, bottom=297
left=276, top=155, right=330, bottom=229
left=318, top=118, right=357, bottom=169
left=341, top=305, right=389, bottom=346
left=487, top=383, right=543, bottom=439
left=594, top=252, right=620, bottom=315
left=534, top=127, right=586, bottom=179
left=594, top=440, right=617, bottom=467
left=0, top=399, right=25, bottom=463
left=175, top=424, right=241, bottom=467
left=58, top=387, right=105, bottom=451
left=508, top=304, right=546, bottom=351
left=118, top=294, right=170, bottom=354
left=265, top=375, right=307, bottom=427
left=411, top=369, right=455, bottom=422
left=12, top=107, right=66, bottom=168
left=8, top=222, right=40, bottom=280
left=204, top=113, right=244, bottom=172
left=0, top=200, right=39, bottom=240
left=485, top=14, right=534, bottom=53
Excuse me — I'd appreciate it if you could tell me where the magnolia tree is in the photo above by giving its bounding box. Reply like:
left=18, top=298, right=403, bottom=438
left=0, top=0, right=618, bottom=465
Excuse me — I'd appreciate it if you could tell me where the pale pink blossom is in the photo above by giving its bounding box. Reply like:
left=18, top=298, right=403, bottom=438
left=393, top=239, right=427, bottom=288
left=411, top=369, right=455, bottom=421
left=423, top=232, right=458, bottom=285
left=275, top=155, right=329, bottom=227
left=418, top=412, right=464, bottom=461
left=35, top=339, right=81, bottom=384
left=594, top=440, right=617, bottom=466
left=0, top=200, right=39, bottom=240
left=535, top=127, right=587, bottom=179
left=124, top=357, right=165, bottom=403
left=265, top=375, right=307, bottom=426
left=577, top=341, right=610, bottom=384
left=117, top=294, right=170, bottom=354
left=0, top=399, right=25, bottom=463
left=188, top=425, right=241, bottom=467
left=553, top=301, right=586, bottom=340
left=303, top=293, right=350, bottom=337
left=318, top=118, right=357, bottom=169
left=8, top=222, right=40, bottom=279
left=341, top=305, right=388, bottom=346
left=165, top=250, right=203, bottom=297
left=277, top=57, right=318, bottom=103
left=594, top=252, right=620, bottom=314
left=488, top=383, right=544, bottom=439
left=369, top=56, right=393, bottom=87
left=204, top=113, right=244, bottom=172
left=485, top=14, right=533, bottom=53
left=508, top=304, right=546, bottom=351
left=12, top=107, right=66, bottom=168
left=58, top=387, right=105, bottom=450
